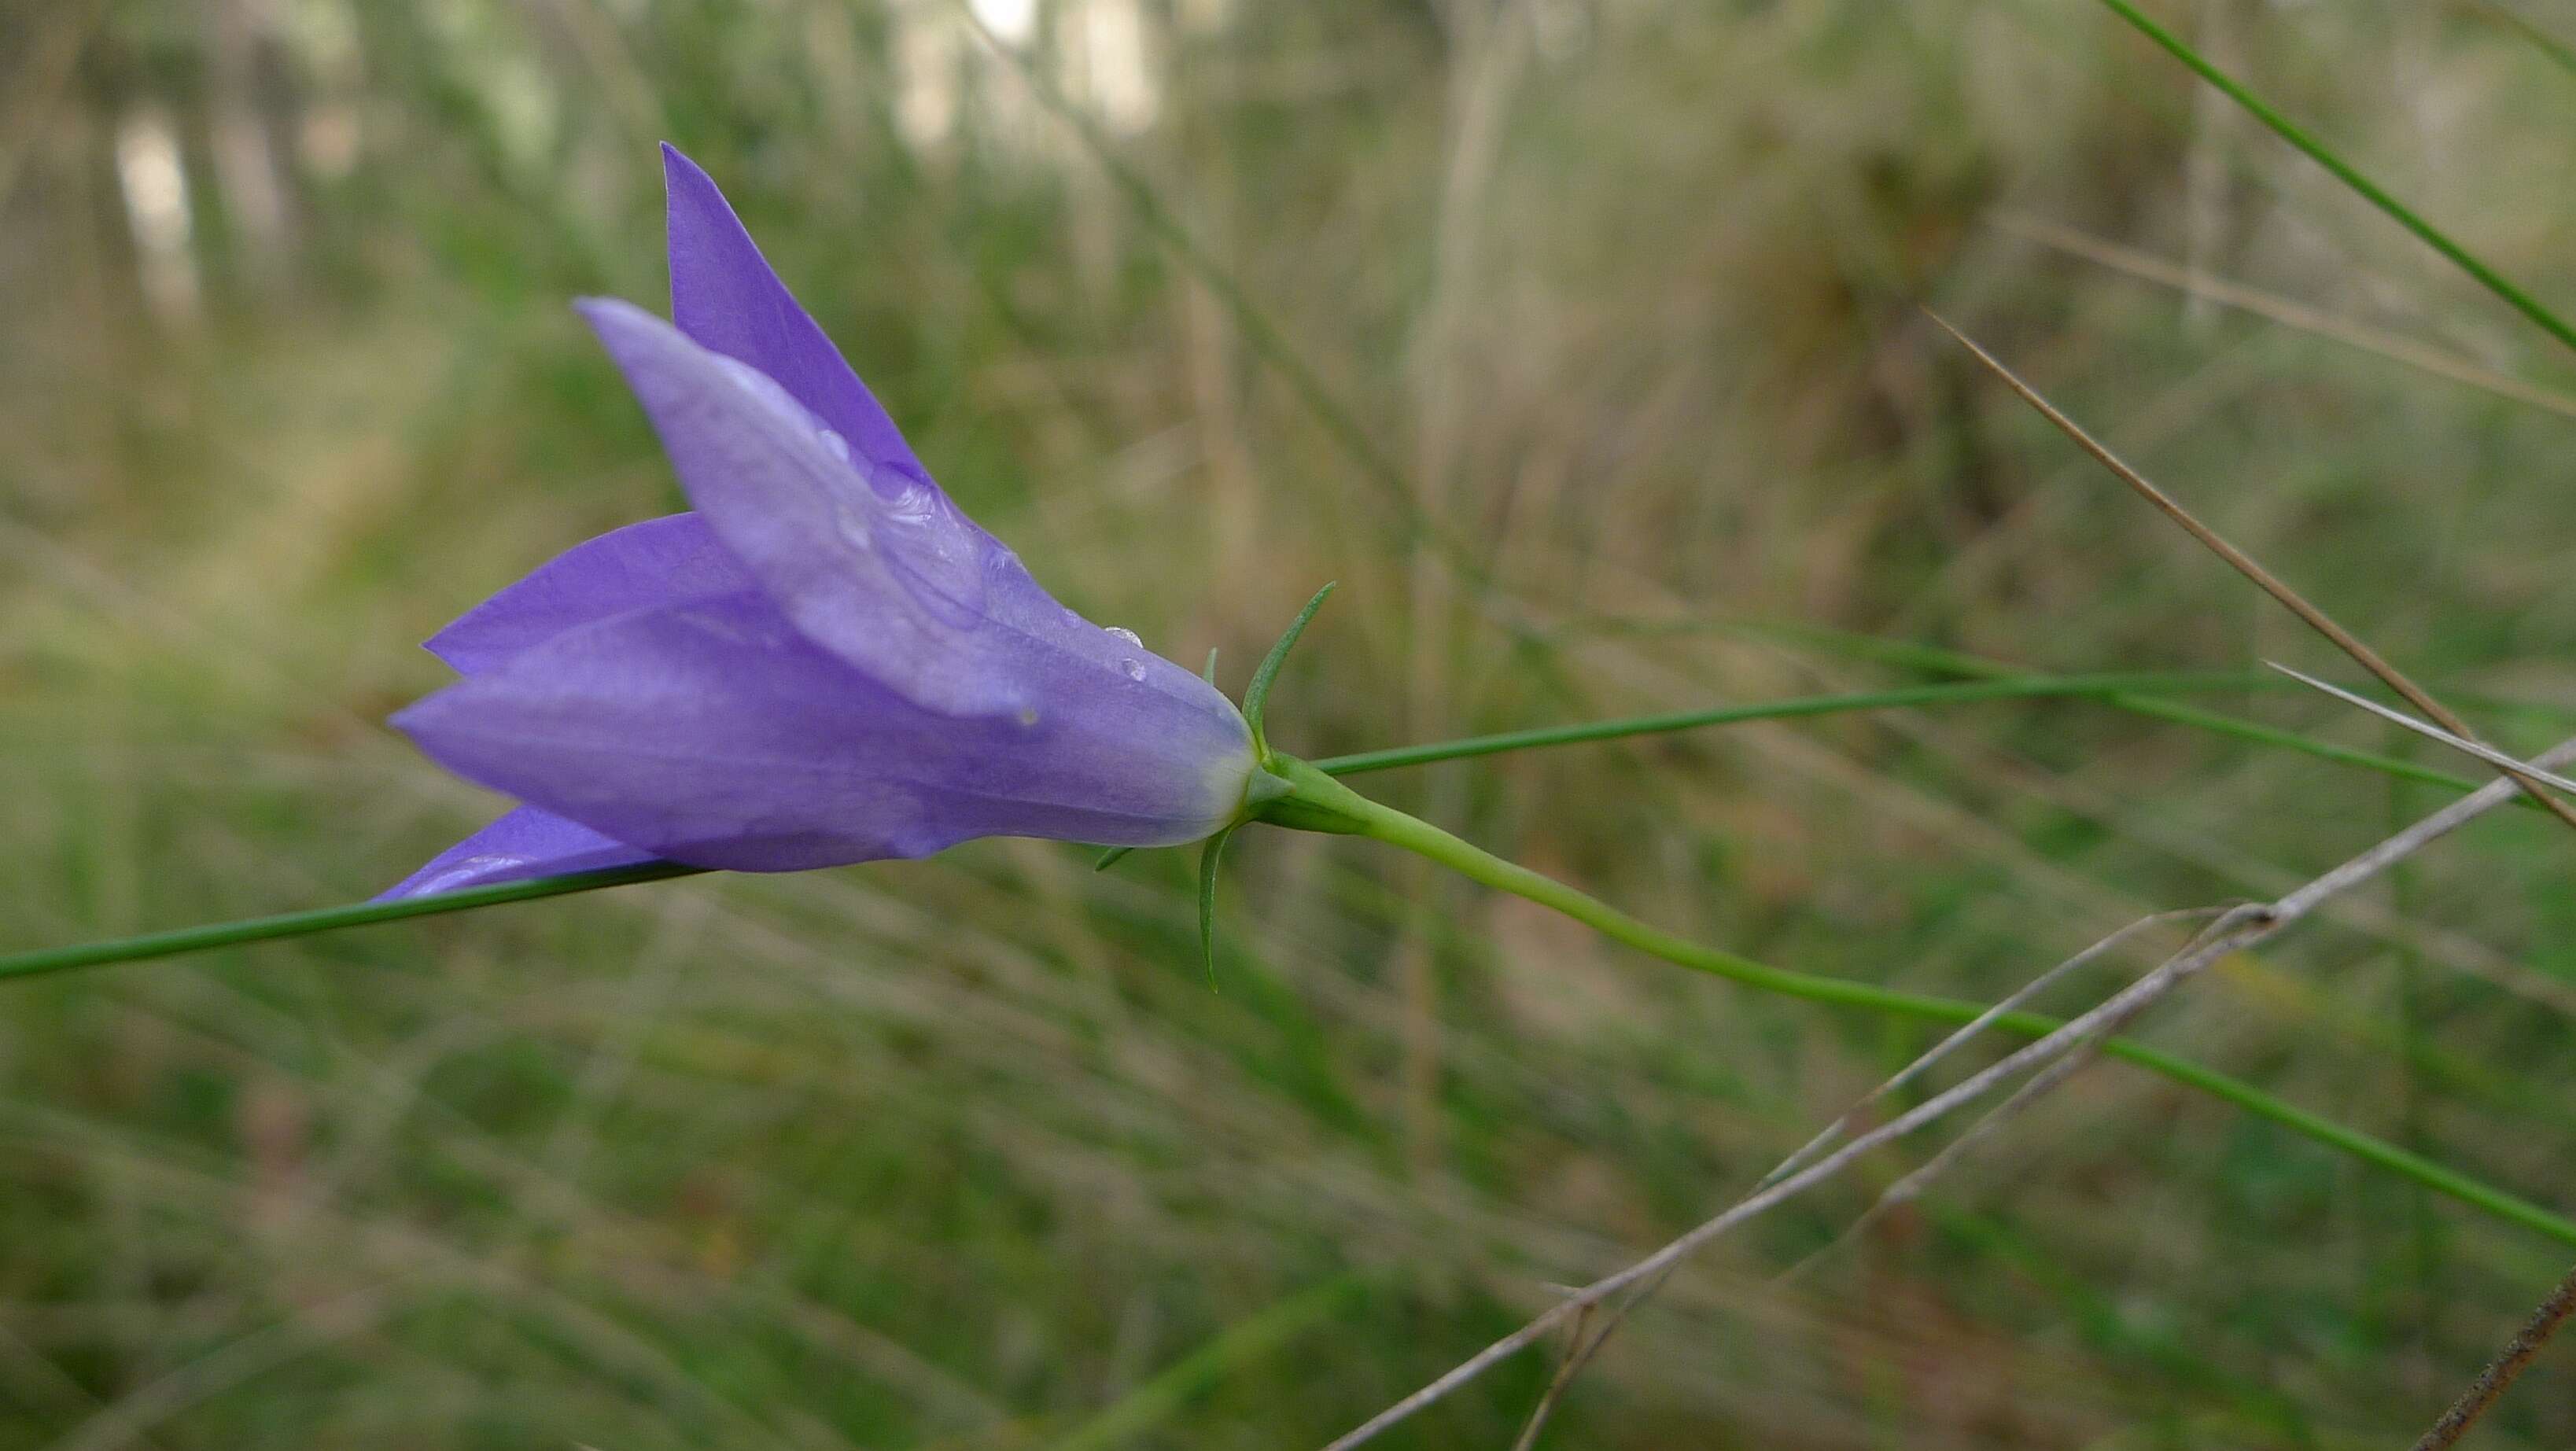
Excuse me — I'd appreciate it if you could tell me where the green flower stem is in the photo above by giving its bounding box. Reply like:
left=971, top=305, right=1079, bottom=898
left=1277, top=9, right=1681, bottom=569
left=2099, top=0, right=2576, bottom=356
left=1266, top=760, right=2576, bottom=1248
left=0, top=862, right=702, bottom=981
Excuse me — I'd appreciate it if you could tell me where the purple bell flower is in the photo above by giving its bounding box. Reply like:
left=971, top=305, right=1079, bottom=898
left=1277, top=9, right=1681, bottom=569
left=381, top=145, right=1257, bottom=899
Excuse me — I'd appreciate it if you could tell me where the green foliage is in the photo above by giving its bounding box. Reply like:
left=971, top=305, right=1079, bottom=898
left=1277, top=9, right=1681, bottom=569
left=9, top=1, right=2576, bottom=1447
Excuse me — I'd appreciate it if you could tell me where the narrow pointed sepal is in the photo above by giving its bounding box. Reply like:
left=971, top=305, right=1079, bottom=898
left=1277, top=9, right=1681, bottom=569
left=1198, top=823, right=1240, bottom=987
left=1244, top=584, right=1335, bottom=761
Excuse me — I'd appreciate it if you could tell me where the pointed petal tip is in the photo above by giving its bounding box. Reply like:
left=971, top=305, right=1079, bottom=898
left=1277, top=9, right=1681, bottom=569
left=419, top=628, right=467, bottom=672
left=418, top=514, right=749, bottom=678
left=649, top=144, right=928, bottom=483
left=386, top=679, right=491, bottom=767
left=383, top=693, right=442, bottom=749
left=376, top=805, right=659, bottom=901
left=661, top=141, right=713, bottom=182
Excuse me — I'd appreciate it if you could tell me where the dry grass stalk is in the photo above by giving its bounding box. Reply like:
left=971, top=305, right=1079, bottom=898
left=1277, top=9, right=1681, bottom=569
left=1928, top=311, right=2576, bottom=842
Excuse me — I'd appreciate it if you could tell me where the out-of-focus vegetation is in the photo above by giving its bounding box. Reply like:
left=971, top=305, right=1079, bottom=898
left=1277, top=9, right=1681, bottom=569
left=8, top=0, right=2576, bottom=1445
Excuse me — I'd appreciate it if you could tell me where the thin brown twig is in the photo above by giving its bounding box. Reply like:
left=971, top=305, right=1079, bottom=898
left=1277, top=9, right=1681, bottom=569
left=1756, top=907, right=2227, bottom=1193
left=1324, top=926, right=2228, bottom=1451
left=1924, top=311, right=2576, bottom=842
left=1329, top=902, right=2277, bottom=1451
left=1779, top=910, right=2256, bottom=1283
left=2412, top=1265, right=2576, bottom=1450
left=1555, top=907, right=2231, bottom=1401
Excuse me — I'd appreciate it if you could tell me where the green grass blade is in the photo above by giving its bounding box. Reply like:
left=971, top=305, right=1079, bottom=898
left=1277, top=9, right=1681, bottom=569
left=2104, top=694, right=2502, bottom=801
left=1309, top=668, right=2433, bottom=780
left=2097, top=0, right=2576, bottom=355
left=1051, top=1273, right=1366, bottom=1451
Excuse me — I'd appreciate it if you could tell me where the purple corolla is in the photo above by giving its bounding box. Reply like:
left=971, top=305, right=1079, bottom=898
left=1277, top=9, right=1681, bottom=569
left=382, top=145, right=1257, bottom=899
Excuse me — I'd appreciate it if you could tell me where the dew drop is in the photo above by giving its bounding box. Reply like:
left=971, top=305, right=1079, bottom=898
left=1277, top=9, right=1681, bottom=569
left=1119, top=658, right=1146, bottom=682
left=1104, top=626, right=1144, bottom=648
left=816, top=428, right=852, bottom=465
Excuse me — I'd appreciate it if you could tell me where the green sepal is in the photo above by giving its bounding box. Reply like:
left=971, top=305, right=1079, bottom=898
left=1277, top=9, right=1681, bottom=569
left=1202, top=647, right=1221, bottom=687
left=1093, top=845, right=1136, bottom=871
left=1244, top=768, right=1293, bottom=808
left=1244, top=755, right=1376, bottom=837
left=1244, top=583, right=1335, bottom=762
left=1198, top=824, right=1240, bottom=986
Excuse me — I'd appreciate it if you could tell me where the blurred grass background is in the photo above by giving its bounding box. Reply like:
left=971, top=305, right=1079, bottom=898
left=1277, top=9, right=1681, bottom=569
left=8, top=0, right=2576, bottom=1445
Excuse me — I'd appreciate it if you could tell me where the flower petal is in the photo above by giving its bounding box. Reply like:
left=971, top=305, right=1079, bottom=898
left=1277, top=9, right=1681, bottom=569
left=661, top=143, right=925, bottom=482
left=391, top=589, right=1256, bottom=872
left=577, top=296, right=1069, bottom=717
left=426, top=513, right=751, bottom=675
left=377, top=805, right=659, bottom=900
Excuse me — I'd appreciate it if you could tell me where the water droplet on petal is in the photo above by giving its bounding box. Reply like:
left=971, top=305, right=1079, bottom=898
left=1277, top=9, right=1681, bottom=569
left=1119, top=658, right=1146, bottom=681
left=816, top=428, right=852, bottom=465
left=1104, top=626, right=1144, bottom=648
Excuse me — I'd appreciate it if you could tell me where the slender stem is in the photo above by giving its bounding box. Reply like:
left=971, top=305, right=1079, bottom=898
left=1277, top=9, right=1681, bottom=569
left=2097, top=0, right=2576, bottom=356
left=2412, top=1264, right=2576, bottom=1450
left=1317, top=671, right=2257, bottom=773
left=1335, top=793, right=2576, bottom=1249
left=0, top=862, right=701, bottom=982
